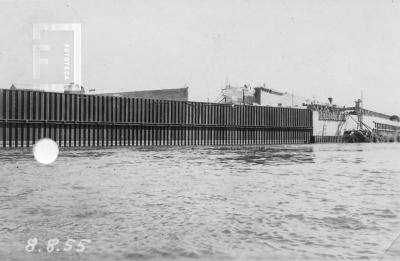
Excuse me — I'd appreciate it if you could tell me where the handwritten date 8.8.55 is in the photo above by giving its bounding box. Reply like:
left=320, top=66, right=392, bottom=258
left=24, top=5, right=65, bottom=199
left=25, top=238, right=91, bottom=253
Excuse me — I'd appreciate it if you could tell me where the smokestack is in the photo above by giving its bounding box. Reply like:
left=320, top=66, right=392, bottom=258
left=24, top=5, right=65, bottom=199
left=328, top=97, right=333, bottom=104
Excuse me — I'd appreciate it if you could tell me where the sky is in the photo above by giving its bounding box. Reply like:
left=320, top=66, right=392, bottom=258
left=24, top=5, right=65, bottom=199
left=0, top=0, right=399, bottom=115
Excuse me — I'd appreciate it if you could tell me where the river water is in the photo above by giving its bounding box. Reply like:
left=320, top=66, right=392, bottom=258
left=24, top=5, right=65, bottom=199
left=1, top=143, right=400, bottom=260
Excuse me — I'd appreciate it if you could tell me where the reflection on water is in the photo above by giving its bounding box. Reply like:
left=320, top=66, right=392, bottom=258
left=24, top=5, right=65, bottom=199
left=0, top=143, right=400, bottom=260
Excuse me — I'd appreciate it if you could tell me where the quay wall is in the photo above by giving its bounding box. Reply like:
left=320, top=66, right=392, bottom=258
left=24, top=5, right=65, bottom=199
left=0, top=89, right=313, bottom=147
left=313, top=136, right=344, bottom=143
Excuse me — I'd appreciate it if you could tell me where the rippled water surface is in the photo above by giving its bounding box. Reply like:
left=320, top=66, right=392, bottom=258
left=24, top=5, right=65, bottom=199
left=1, top=143, right=400, bottom=260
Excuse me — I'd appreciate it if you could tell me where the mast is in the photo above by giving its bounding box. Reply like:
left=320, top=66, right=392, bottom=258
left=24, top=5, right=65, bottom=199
left=355, top=93, right=363, bottom=130
left=360, top=90, right=364, bottom=130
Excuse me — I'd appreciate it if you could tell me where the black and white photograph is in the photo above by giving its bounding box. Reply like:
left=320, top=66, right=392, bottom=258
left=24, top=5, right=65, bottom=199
left=1, top=0, right=400, bottom=260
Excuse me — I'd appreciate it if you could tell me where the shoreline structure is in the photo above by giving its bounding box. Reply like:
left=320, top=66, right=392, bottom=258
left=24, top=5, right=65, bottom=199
left=0, top=85, right=398, bottom=147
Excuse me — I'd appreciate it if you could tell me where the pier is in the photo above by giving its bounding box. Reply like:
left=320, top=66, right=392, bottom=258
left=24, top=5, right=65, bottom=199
left=0, top=89, right=313, bottom=147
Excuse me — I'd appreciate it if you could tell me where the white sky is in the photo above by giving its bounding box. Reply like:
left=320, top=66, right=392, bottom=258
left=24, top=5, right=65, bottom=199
left=0, top=0, right=399, bottom=115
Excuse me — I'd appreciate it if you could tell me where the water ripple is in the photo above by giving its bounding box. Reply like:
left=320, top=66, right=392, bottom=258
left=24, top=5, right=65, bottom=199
left=0, top=143, right=400, bottom=260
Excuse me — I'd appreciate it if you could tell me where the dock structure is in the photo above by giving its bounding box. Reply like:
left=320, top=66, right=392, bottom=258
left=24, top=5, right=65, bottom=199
left=0, top=89, right=313, bottom=147
left=313, top=136, right=344, bottom=143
